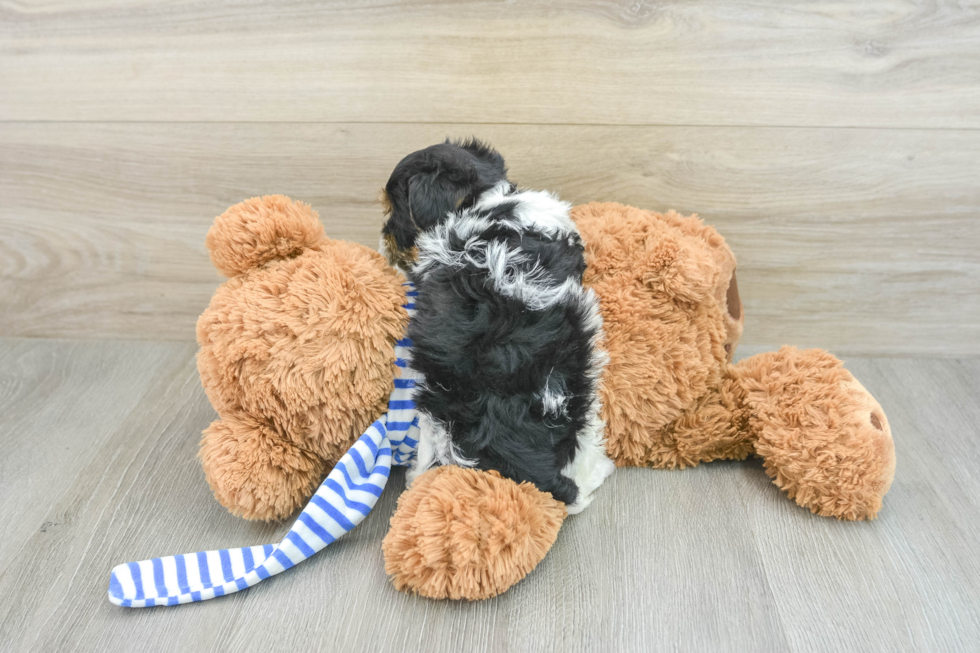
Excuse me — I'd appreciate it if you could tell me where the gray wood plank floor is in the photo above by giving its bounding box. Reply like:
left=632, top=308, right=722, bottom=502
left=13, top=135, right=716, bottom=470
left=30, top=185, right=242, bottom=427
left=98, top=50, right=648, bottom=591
left=0, top=338, right=977, bottom=652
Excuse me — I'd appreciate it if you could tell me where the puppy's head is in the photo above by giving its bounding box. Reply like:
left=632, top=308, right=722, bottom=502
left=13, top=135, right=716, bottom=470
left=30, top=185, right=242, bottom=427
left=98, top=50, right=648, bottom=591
left=381, top=138, right=508, bottom=270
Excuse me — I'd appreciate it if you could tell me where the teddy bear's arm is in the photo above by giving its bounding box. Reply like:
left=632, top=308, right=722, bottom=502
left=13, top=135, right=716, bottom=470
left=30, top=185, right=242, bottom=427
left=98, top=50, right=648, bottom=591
left=199, top=412, right=329, bottom=521
left=621, top=348, right=896, bottom=520
left=732, top=347, right=896, bottom=520
left=382, top=465, right=566, bottom=600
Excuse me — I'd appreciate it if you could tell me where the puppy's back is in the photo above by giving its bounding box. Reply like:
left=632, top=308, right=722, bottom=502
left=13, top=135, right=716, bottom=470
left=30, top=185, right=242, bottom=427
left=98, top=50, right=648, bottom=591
left=408, top=186, right=610, bottom=510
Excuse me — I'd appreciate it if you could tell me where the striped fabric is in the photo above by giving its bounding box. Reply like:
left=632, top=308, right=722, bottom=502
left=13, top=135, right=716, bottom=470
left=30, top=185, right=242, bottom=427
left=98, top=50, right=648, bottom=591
left=108, top=285, right=421, bottom=608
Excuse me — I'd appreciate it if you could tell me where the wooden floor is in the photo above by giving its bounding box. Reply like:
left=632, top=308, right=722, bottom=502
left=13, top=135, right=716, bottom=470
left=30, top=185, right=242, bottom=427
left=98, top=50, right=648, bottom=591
left=0, top=337, right=976, bottom=652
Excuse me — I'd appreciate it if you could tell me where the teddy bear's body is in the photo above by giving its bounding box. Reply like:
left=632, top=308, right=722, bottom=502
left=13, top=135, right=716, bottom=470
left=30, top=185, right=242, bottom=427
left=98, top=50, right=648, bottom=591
left=196, top=195, right=408, bottom=520
left=576, top=203, right=894, bottom=518
left=193, top=193, right=894, bottom=601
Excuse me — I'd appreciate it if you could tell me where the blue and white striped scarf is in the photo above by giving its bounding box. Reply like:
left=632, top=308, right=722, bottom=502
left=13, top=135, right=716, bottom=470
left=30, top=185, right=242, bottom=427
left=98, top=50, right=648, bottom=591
left=108, top=286, right=421, bottom=608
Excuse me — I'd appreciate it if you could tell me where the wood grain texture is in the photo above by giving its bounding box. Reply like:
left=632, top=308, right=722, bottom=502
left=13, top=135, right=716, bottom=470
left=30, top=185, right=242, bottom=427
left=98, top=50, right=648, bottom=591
left=1, top=0, right=979, bottom=127
left=1, top=339, right=978, bottom=652
left=0, top=338, right=192, bottom=569
left=2, top=122, right=977, bottom=354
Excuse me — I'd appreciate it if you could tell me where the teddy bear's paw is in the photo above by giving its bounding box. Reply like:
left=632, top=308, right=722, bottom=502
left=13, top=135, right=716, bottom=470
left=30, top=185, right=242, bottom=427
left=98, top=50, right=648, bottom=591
left=736, top=347, right=896, bottom=520
left=199, top=414, right=326, bottom=521
left=381, top=466, right=566, bottom=600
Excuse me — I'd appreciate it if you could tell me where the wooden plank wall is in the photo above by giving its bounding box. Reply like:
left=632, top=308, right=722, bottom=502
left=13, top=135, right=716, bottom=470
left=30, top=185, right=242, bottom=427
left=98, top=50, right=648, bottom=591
left=1, top=1, right=978, bottom=355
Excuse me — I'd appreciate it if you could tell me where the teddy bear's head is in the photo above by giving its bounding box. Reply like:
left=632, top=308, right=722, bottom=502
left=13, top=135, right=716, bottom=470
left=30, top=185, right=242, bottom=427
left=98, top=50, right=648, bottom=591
left=196, top=195, right=409, bottom=519
left=572, top=203, right=743, bottom=466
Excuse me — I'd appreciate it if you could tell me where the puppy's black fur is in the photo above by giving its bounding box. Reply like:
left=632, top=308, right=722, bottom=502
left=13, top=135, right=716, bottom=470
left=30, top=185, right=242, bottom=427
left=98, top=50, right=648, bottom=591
left=384, top=139, right=602, bottom=507
left=382, top=138, right=508, bottom=259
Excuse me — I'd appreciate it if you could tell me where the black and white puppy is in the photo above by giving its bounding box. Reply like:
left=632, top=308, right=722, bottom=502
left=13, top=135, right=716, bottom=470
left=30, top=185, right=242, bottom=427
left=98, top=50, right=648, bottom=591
left=381, top=139, right=613, bottom=512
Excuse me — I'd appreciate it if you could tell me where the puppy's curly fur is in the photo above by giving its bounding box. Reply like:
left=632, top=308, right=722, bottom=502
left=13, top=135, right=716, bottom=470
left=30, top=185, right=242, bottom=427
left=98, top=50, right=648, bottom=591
left=383, top=141, right=614, bottom=511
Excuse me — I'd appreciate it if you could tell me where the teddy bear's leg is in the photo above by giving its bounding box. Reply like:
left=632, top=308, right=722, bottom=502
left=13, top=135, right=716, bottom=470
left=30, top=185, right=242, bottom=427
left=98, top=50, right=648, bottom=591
left=199, top=413, right=327, bottom=521
left=382, top=466, right=567, bottom=600
left=733, top=347, right=896, bottom=520
left=619, top=369, right=756, bottom=468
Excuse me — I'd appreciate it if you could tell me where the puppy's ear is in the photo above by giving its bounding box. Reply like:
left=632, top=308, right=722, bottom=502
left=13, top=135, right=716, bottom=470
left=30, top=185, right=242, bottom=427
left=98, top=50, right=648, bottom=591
left=382, top=170, right=470, bottom=268
left=382, top=139, right=509, bottom=269
left=381, top=171, right=464, bottom=269
left=407, top=172, right=468, bottom=231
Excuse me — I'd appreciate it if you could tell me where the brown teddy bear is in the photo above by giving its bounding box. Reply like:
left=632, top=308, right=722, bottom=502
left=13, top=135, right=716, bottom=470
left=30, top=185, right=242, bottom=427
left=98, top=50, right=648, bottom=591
left=573, top=202, right=895, bottom=520
left=195, top=194, right=895, bottom=601
left=196, top=195, right=409, bottom=520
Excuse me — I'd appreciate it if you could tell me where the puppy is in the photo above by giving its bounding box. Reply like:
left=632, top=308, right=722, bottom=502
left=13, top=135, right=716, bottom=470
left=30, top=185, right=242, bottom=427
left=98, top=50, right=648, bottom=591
left=381, top=139, right=613, bottom=512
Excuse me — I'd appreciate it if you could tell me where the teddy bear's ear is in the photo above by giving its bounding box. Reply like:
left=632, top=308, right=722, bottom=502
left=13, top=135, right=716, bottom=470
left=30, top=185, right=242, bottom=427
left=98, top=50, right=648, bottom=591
left=641, top=234, right=720, bottom=305
left=205, top=195, right=327, bottom=277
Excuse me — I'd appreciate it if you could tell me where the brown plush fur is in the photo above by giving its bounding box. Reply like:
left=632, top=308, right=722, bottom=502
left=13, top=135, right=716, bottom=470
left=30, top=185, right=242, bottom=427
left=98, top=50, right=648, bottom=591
left=736, top=347, right=895, bottom=519
left=197, top=196, right=409, bottom=520
left=574, top=202, right=740, bottom=466
left=199, top=413, right=325, bottom=521
left=382, top=466, right=566, bottom=600
left=205, top=194, right=328, bottom=277
left=574, top=202, right=895, bottom=520
left=196, top=194, right=895, bottom=602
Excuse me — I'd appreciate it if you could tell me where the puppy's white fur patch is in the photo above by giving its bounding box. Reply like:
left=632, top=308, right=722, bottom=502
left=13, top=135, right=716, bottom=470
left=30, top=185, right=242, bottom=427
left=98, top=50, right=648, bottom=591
left=561, top=287, right=614, bottom=514
left=561, top=405, right=615, bottom=514
left=407, top=412, right=476, bottom=485
left=537, top=374, right=569, bottom=417
left=472, top=182, right=577, bottom=238
left=414, top=212, right=588, bottom=312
